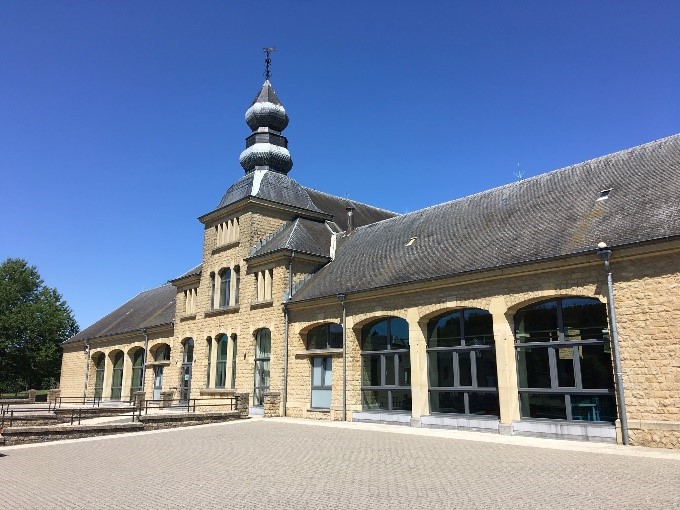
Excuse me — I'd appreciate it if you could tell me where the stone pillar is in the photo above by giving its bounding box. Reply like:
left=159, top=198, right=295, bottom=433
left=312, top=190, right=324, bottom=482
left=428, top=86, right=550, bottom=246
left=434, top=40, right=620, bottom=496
left=235, top=392, right=250, bottom=418
left=48, top=389, right=61, bottom=404
left=160, top=390, right=174, bottom=409
left=407, top=309, right=428, bottom=425
left=27, top=389, right=37, bottom=403
left=489, top=297, right=520, bottom=432
left=264, top=269, right=272, bottom=300
left=133, top=391, right=146, bottom=411
left=263, top=391, right=281, bottom=418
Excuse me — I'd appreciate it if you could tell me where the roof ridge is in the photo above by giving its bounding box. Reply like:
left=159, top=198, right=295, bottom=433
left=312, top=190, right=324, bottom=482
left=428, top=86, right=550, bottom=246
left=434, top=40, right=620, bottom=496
left=351, top=132, right=680, bottom=234
left=303, top=186, right=399, bottom=215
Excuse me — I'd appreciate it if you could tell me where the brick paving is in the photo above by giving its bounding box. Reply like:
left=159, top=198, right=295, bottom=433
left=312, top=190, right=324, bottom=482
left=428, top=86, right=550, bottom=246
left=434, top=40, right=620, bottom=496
left=1, top=419, right=679, bottom=509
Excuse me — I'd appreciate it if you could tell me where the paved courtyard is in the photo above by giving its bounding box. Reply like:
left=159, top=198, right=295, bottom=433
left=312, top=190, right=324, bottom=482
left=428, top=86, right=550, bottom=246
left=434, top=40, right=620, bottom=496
left=2, top=418, right=679, bottom=509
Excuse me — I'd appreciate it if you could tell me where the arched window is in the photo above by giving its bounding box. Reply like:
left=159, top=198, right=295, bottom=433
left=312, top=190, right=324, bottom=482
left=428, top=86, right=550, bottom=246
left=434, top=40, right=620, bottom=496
left=210, top=272, right=216, bottom=309
left=183, top=338, right=194, bottom=364
left=93, top=353, right=105, bottom=399
left=233, top=266, right=240, bottom=305
left=215, top=335, right=228, bottom=388
left=219, top=269, right=231, bottom=308
left=230, top=335, right=238, bottom=389
left=254, top=329, right=271, bottom=405
left=154, top=344, right=170, bottom=362
left=130, top=349, right=145, bottom=397
left=110, top=351, right=124, bottom=400
left=307, top=323, right=343, bottom=350
left=361, top=317, right=411, bottom=411
left=206, top=337, right=212, bottom=387
left=427, top=309, right=498, bottom=416
left=514, top=297, right=615, bottom=422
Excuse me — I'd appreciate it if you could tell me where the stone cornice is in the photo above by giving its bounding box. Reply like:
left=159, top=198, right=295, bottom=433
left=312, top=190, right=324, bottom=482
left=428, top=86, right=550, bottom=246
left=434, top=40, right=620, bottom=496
left=198, top=196, right=332, bottom=226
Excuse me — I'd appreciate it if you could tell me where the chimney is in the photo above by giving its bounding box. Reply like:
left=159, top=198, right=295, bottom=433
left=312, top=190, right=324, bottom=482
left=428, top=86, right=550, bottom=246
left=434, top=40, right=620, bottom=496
left=345, top=206, right=356, bottom=235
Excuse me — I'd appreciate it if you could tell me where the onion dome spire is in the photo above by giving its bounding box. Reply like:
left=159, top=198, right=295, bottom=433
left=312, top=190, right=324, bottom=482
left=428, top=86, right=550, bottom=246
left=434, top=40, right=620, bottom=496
left=239, top=49, right=293, bottom=175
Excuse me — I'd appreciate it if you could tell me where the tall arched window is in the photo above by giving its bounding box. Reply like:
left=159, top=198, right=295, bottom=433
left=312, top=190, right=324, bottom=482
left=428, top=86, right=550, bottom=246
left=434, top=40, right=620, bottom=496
left=209, top=272, right=216, bottom=309
left=215, top=334, right=228, bottom=388
left=233, top=266, right=240, bottom=305
left=427, top=309, right=498, bottom=416
left=219, top=269, right=231, bottom=308
left=110, top=351, right=124, bottom=400
left=130, top=349, right=145, bottom=397
left=183, top=338, right=194, bottom=363
left=230, top=335, right=238, bottom=389
left=514, top=297, right=615, bottom=422
left=93, top=353, right=105, bottom=399
left=254, top=329, right=271, bottom=406
left=361, top=317, right=411, bottom=411
left=206, top=337, right=212, bottom=387
left=180, top=338, right=194, bottom=402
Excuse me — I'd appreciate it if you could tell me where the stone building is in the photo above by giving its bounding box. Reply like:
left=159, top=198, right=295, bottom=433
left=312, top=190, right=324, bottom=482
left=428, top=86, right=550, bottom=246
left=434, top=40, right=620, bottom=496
left=60, top=74, right=680, bottom=448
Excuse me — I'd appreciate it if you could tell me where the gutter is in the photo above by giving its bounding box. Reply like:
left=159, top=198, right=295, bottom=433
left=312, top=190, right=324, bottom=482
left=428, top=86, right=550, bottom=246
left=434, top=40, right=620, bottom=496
left=282, top=251, right=295, bottom=417
left=140, top=328, right=149, bottom=395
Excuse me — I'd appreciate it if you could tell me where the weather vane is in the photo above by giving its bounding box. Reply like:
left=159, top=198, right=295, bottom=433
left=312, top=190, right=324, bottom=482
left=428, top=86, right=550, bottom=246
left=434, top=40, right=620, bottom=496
left=263, top=47, right=276, bottom=80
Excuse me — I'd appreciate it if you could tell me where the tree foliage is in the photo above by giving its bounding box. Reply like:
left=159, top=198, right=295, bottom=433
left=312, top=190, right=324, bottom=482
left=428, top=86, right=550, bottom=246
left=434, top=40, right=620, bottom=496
left=0, top=258, right=79, bottom=392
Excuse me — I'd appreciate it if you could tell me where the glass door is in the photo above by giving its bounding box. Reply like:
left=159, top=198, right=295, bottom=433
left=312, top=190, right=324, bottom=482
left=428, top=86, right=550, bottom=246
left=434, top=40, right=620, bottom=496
left=253, top=329, right=271, bottom=406
left=180, top=364, right=192, bottom=402
left=153, top=366, right=164, bottom=400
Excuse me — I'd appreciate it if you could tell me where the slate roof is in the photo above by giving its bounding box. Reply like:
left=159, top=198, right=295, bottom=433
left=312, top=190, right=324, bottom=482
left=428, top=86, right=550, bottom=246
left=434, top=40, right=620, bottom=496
left=303, top=187, right=397, bottom=231
left=169, top=264, right=202, bottom=282
left=216, top=170, right=323, bottom=213
left=249, top=218, right=335, bottom=259
left=65, top=285, right=176, bottom=344
left=292, top=133, right=680, bottom=302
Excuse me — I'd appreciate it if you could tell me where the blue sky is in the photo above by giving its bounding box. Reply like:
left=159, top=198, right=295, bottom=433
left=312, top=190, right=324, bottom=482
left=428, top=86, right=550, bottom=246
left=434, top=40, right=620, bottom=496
left=1, top=1, right=679, bottom=330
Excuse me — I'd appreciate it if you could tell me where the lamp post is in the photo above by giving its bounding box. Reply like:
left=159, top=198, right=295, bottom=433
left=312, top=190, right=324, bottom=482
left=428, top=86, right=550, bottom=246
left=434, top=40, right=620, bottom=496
left=597, top=242, right=629, bottom=445
left=336, top=293, right=347, bottom=421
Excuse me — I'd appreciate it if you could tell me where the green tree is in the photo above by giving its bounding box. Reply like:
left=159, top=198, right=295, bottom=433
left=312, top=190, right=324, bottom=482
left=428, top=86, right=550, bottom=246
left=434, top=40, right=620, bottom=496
left=0, top=258, right=79, bottom=393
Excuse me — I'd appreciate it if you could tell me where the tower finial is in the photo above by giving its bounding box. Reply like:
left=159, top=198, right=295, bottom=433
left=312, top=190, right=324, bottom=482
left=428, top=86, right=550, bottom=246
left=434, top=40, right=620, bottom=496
left=263, top=47, right=276, bottom=80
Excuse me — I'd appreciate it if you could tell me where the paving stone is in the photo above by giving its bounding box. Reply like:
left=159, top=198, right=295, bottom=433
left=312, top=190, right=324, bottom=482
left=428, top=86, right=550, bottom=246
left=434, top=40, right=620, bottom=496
left=1, top=420, right=679, bottom=509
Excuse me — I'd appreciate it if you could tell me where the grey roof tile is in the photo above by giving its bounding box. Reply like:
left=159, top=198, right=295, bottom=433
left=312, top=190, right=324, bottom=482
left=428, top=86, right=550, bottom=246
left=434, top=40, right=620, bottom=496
left=170, top=264, right=202, bottom=282
left=66, top=284, right=176, bottom=343
left=216, top=171, right=323, bottom=213
left=292, top=133, right=680, bottom=302
left=250, top=218, right=334, bottom=259
left=303, top=187, right=396, bottom=231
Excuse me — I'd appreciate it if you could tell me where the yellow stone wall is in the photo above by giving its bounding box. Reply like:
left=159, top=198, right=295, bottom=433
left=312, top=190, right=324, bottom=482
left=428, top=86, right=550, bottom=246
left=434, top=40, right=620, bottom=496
left=286, top=243, right=680, bottom=448
left=58, top=197, right=680, bottom=448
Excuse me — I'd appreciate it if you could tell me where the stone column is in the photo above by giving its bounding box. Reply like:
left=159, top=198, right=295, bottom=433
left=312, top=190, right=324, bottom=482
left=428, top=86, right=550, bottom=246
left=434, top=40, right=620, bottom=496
left=27, top=389, right=37, bottom=403
left=48, top=389, right=61, bottom=405
left=489, top=297, right=520, bottom=433
left=235, top=392, right=250, bottom=418
left=160, top=390, right=174, bottom=409
left=133, top=391, right=146, bottom=411
left=263, top=391, right=281, bottom=417
left=407, top=309, right=428, bottom=425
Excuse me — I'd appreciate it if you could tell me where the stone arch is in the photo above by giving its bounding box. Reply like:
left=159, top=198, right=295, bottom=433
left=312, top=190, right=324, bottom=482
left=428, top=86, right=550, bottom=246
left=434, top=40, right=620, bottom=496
left=89, top=351, right=106, bottom=399
left=302, top=321, right=344, bottom=350
left=108, top=349, right=125, bottom=400
left=128, top=347, right=145, bottom=398
left=418, top=303, right=491, bottom=325
left=149, top=342, right=171, bottom=362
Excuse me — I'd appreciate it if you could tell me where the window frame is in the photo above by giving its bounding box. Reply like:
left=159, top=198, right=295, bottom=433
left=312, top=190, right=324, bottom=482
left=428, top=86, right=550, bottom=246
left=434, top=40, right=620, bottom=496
left=426, top=308, right=499, bottom=417
left=310, top=356, right=332, bottom=410
left=360, top=317, right=412, bottom=412
left=514, top=297, right=616, bottom=422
